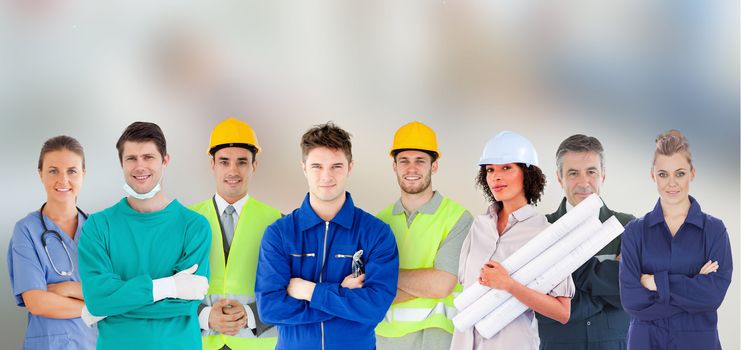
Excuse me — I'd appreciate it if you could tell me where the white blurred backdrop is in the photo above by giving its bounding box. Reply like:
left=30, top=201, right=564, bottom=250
left=1, top=1, right=738, bottom=348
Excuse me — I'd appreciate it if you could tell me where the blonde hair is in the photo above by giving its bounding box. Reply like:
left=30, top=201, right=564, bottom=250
left=653, top=129, right=692, bottom=168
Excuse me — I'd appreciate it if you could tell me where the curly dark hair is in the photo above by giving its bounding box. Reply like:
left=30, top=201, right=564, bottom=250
left=475, top=163, right=546, bottom=209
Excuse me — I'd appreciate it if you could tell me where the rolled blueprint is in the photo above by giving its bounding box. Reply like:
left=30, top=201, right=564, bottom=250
left=453, top=194, right=603, bottom=311
left=452, top=216, right=602, bottom=331
left=474, top=216, right=624, bottom=339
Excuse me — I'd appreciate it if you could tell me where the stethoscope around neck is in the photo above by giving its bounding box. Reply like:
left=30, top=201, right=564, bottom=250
left=39, top=202, right=88, bottom=277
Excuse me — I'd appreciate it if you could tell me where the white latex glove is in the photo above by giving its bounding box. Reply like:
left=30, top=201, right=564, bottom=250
left=173, top=264, right=209, bottom=300
left=153, top=264, right=209, bottom=301
left=81, top=304, right=106, bottom=327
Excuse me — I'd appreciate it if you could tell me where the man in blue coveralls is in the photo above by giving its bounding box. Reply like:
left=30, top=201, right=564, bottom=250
left=255, top=122, right=399, bottom=350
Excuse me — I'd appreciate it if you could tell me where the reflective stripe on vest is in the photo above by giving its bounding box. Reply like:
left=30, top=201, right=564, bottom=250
left=190, top=197, right=281, bottom=350
left=375, top=197, right=467, bottom=338
left=382, top=291, right=462, bottom=323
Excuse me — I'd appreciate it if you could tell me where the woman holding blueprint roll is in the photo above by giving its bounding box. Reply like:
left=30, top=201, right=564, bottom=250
left=619, top=130, right=732, bottom=350
left=451, top=131, right=574, bottom=349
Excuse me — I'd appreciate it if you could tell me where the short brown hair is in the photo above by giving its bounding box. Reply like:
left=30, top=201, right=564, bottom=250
left=116, top=122, right=167, bottom=163
left=301, top=122, right=352, bottom=162
left=476, top=163, right=546, bottom=209
left=38, top=135, right=85, bottom=170
left=653, top=129, right=692, bottom=168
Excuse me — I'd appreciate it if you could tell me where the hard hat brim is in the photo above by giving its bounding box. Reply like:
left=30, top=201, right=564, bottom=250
left=478, top=156, right=537, bottom=167
left=389, top=148, right=440, bottom=159
left=208, top=143, right=260, bottom=156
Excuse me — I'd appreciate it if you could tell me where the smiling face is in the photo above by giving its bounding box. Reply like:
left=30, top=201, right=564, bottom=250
left=652, top=153, right=694, bottom=206
left=302, top=146, right=352, bottom=205
left=393, top=150, right=437, bottom=195
left=39, top=149, right=85, bottom=205
left=557, top=151, right=605, bottom=206
left=485, top=163, right=526, bottom=205
left=121, top=141, right=169, bottom=194
left=211, top=147, right=256, bottom=204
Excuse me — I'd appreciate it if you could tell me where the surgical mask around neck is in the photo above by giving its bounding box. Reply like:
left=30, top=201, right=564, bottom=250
left=123, top=177, right=162, bottom=200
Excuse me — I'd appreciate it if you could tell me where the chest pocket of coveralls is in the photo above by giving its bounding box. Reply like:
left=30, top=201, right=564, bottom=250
left=330, top=245, right=358, bottom=281
left=288, top=251, right=317, bottom=279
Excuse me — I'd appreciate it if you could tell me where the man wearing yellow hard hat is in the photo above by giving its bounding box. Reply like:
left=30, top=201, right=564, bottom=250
left=190, top=117, right=281, bottom=350
left=375, top=121, right=473, bottom=350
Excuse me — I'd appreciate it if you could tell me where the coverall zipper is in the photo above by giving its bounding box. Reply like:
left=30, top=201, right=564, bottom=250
left=320, top=221, right=329, bottom=350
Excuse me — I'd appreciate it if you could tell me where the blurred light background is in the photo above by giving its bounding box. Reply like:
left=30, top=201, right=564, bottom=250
left=1, top=0, right=738, bottom=348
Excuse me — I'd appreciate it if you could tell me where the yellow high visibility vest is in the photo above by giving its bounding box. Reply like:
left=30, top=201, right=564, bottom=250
left=190, top=196, right=281, bottom=350
left=375, top=197, right=466, bottom=338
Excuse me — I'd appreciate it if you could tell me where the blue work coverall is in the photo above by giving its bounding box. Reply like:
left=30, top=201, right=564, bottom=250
left=255, top=192, right=399, bottom=350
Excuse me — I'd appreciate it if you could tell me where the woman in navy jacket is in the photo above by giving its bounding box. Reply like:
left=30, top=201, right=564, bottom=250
left=619, top=130, right=732, bottom=350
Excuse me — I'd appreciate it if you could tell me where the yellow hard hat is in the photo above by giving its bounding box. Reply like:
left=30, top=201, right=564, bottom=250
left=208, top=117, right=261, bottom=155
left=390, top=121, right=440, bottom=159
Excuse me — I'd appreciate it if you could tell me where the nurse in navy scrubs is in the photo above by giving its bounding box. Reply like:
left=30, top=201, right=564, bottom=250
left=619, top=130, right=732, bottom=350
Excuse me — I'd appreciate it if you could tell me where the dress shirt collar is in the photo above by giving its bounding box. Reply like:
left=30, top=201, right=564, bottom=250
left=214, top=193, right=249, bottom=218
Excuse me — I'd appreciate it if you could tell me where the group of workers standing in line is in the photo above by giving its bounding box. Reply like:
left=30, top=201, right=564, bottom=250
left=7, top=117, right=732, bottom=350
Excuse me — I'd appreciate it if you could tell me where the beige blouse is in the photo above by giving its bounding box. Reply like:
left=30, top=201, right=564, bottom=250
left=451, top=204, right=575, bottom=350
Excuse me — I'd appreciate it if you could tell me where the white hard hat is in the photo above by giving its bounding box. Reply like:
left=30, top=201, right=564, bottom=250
left=478, top=131, right=539, bottom=167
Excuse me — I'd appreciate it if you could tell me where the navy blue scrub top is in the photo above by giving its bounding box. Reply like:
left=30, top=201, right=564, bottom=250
left=619, top=196, right=732, bottom=350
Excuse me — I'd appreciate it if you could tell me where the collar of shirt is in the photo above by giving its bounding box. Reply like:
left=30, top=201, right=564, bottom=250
left=563, top=196, right=606, bottom=212
left=559, top=196, right=609, bottom=219
left=39, top=210, right=88, bottom=244
left=391, top=190, right=443, bottom=216
left=298, top=191, right=355, bottom=231
left=647, top=195, right=704, bottom=229
left=119, top=197, right=180, bottom=217
left=214, top=193, right=249, bottom=220
left=487, top=202, right=539, bottom=234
